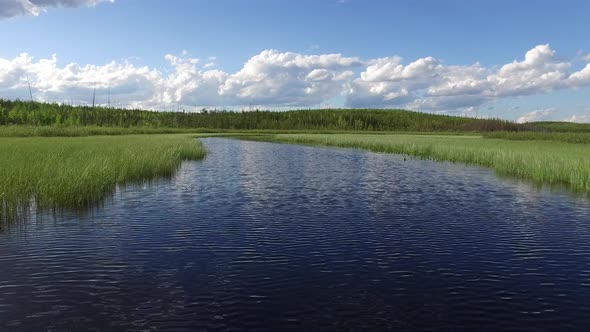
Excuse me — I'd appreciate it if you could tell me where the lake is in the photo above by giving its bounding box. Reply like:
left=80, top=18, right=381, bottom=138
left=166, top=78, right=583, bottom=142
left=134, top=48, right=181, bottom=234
left=1, top=137, right=590, bottom=330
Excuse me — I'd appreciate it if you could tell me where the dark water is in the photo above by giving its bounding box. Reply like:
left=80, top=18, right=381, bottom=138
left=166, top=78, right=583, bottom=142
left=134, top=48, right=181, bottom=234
left=1, top=138, right=590, bottom=331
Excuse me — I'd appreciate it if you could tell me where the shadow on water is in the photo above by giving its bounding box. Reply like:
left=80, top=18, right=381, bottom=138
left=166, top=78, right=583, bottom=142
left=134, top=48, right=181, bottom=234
left=0, top=170, right=196, bottom=231
left=1, top=138, right=590, bottom=331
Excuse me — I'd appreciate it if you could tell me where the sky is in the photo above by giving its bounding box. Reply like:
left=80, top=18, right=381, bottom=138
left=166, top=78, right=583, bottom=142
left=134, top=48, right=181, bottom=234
left=1, top=0, right=590, bottom=123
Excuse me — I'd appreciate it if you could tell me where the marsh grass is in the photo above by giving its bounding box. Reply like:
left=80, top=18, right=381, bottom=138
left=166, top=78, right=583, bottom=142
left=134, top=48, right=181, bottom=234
left=484, top=131, right=590, bottom=144
left=244, top=134, right=590, bottom=195
left=0, top=134, right=205, bottom=224
left=528, top=121, right=590, bottom=133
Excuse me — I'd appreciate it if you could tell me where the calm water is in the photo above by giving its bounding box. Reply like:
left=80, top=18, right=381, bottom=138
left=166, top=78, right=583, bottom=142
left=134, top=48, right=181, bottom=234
left=1, top=138, right=590, bottom=331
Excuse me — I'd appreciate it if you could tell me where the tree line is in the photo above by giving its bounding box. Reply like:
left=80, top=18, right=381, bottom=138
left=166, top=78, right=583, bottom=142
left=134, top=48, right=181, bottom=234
left=0, top=99, right=524, bottom=132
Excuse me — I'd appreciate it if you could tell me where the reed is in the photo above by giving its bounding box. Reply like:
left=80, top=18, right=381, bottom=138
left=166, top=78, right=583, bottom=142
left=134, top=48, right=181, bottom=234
left=0, top=134, right=205, bottom=222
left=484, top=131, right=590, bottom=144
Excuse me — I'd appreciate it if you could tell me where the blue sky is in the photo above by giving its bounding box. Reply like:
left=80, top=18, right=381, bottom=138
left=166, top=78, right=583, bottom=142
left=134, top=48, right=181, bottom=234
left=1, top=0, right=590, bottom=122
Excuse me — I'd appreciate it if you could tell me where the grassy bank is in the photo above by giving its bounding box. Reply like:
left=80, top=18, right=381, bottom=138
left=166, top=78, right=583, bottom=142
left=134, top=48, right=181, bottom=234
left=0, top=134, right=205, bottom=222
left=240, top=134, right=590, bottom=194
left=484, top=131, right=590, bottom=144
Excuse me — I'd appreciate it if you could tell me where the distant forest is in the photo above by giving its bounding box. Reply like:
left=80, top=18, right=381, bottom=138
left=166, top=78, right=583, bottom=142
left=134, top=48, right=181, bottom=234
left=0, top=99, right=577, bottom=132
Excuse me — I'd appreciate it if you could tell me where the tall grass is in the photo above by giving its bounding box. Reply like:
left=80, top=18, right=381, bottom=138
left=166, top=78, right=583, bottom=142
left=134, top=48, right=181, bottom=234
left=484, top=131, right=590, bottom=144
left=528, top=121, right=590, bottom=133
left=244, top=134, right=590, bottom=194
left=0, top=135, right=205, bottom=223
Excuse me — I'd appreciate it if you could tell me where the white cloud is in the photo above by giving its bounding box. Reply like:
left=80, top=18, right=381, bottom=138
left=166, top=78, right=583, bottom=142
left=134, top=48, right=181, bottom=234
left=562, top=114, right=590, bottom=123
left=1, top=52, right=160, bottom=106
left=568, top=63, right=590, bottom=86
left=2, top=45, right=590, bottom=114
left=346, top=44, right=590, bottom=112
left=489, top=44, right=570, bottom=96
left=516, top=108, right=558, bottom=123
left=0, top=0, right=113, bottom=18
left=219, top=50, right=361, bottom=106
left=563, top=109, right=590, bottom=123
left=348, top=57, right=489, bottom=109
left=563, top=114, right=590, bottom=123
left=426, top=63, right=489, bottom=97
left=0, top=50, right=361, bottom=108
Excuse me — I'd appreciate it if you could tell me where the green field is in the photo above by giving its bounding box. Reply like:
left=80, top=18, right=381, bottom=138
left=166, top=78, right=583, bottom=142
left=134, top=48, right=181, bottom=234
left=240, top=133, right=590, bottom=194
left=0, top=134, right=205, bottom=222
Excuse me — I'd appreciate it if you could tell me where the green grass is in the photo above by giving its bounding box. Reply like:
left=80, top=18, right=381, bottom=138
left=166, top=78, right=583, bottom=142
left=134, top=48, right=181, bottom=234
left=484, top=131, right=590, bottom=144
left=3, top=124, right=590, bottom=223
left=0, top=134, right=205, bottom=223
left=240, top=134, right=590, bottom=194
left=528, top=121, right=590, bottom=133
left=0, top=125, right=219, bottom=137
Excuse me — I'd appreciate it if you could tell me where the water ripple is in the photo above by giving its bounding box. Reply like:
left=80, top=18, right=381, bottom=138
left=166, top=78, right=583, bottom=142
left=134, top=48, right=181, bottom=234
left=1, top=138, right=590, bottom=331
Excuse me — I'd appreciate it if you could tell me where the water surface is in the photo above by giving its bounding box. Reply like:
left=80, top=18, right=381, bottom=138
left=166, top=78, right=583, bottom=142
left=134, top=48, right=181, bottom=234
left=1, top=138, right=590, bottom=330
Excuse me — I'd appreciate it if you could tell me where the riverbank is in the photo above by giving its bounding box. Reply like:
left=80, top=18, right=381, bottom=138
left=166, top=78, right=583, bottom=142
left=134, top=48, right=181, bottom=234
left=236, top=134, right=590, bottom=194
left=0, top=134, right=205, bottom=222
left=3, top=125, right=590, bottom=222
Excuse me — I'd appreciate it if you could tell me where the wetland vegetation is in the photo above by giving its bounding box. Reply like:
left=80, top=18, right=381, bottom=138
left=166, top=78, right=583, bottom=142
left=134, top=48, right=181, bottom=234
left=0, top=134, right=205, bottom=222
left=2, top=100, right=590, bottom=220
left=240, top=134, right=590, bottom=194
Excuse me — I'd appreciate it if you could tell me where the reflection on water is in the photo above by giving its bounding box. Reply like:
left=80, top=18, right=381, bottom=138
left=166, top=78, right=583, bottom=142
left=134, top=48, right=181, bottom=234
left=1, top=138, right=590, bottom=331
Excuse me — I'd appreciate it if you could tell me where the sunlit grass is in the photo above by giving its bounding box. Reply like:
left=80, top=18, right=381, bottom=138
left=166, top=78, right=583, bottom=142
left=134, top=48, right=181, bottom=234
left=243, top=134, right=590, bottom=194
left=0, top=125, right=218, bottom=137
left=0, top=134, right=205, bottom=222
left=484, top=131, right=590, bottom=144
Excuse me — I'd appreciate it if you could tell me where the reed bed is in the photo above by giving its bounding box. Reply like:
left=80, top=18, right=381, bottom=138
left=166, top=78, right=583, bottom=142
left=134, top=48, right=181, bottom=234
left=484, top=131, right=590, bottom=144
left=0, top=135, right=205, bottom=222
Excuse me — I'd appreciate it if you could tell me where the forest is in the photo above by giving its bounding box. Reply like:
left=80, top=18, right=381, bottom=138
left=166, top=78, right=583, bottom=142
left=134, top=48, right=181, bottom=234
left=0, top=99, right=527, bottom=132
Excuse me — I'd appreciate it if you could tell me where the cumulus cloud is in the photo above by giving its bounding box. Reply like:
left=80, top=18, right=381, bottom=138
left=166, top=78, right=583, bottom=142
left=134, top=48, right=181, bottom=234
left=2, top=44, right=590, bottom=114
left=563, top=114, right=590, bottom=123
left=563, top=109, right=590, bottom=123
left=568, top=63, right=590, bottom=86
left=1, top=52, right=160, bottom=106
left=489, top=44, right=570, bottom=96
left=0, top=50, right=361, bottom=109
left=516, top=108, right=558, bottom=123
left=220, top=50, right=360, bottom=106
left=347, top=44, right=590, bottom=111
left=0, top=0, right=113, bottom=18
